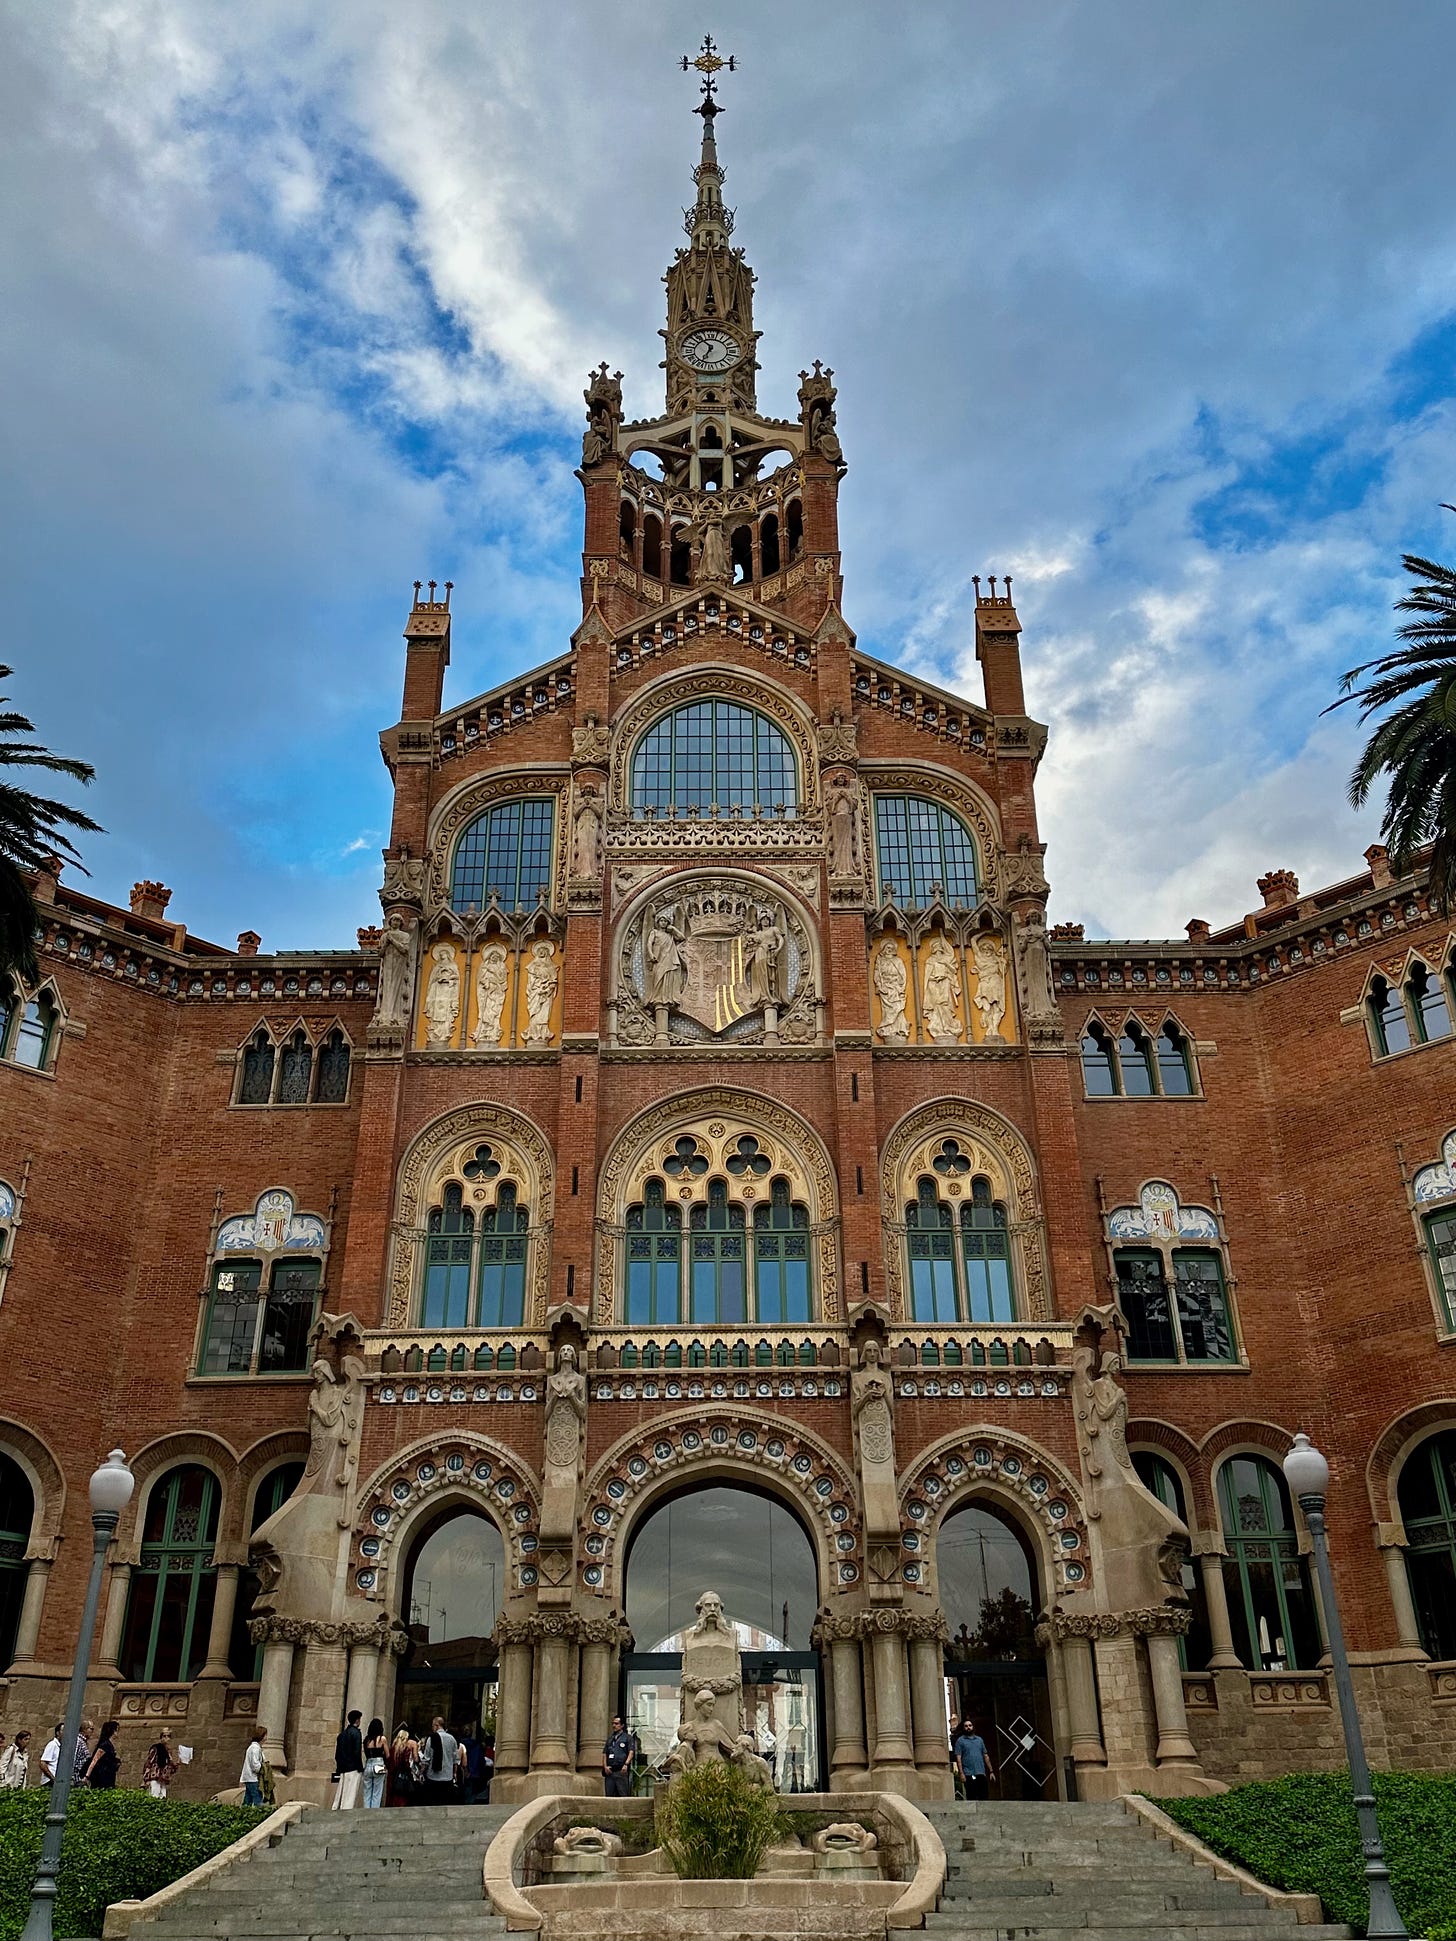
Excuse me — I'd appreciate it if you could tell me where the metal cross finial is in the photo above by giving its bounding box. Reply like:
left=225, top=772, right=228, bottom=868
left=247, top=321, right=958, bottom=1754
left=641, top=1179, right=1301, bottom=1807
left=681, top=34, right=736, bottom=116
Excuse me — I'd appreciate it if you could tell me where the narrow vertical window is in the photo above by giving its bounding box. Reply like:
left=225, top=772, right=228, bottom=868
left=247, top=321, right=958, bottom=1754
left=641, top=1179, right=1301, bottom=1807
left=1425, top=1210, right=1456, bottom=1331
left=1081, top=1025, right=1117, bottom=1096
left=0, top=1454, right=36, bottom=1674
left=315, top=1030, right=351, bottom=1102
left=1156, top=1023, right=1194, bottom=1095
left=13, top=995, right=53, bottom=1070
left=258, top=1260, right=321, bottom=1372
left=277, top=1029, right=313, bottom=1105
left=625, top=1179, right=681, bottom=1325
left=1172, top=1250, right=1234, bottom=1361
left=1117, top=1023, right=1156, bottom=1096
left=1114, top=1250, right=1177, bottom=1360
left=1217, top=1457, right=1320, bottom=1671
left=1398, top=1430, right=1456, bottom=1661
left=754, top=1179, right=811, bottom=1324
left=1369, top=976, right=1411, bottom=1056
left=239, top=1030, right=275, bottom=1104
left=421, top=1184, right=474, bottom=1329
left=120, top=1466, right=220, bottom=1683
left=906, top=1178, right=959, bottom=1323
left=229, top=1461, right=304, bottom=1679
left=200, top=1260, right=264, bottom=1375
left=477, top=1183, right=529, bottom=1328
left=1408, top=963, right=1453, bottom=1044
left=689, top=1180, right=746, bottom=1324
left=960, top=1176, right=1015, bottom=1322
left=1130, top=1451, right=1212, bottom=1669
left=0, top=982, right=13, bottom=1060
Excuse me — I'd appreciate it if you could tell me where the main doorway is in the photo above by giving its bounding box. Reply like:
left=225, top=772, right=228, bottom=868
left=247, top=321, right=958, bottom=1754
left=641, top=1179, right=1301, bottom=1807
left=620, top=1484, right=824, bottom=1790
left=938, top=1501, right=1057, bottom=1799
left=396, top=1508, right=504, bottom=1743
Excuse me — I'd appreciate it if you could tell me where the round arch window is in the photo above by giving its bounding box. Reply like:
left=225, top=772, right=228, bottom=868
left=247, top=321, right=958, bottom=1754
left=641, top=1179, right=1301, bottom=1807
left=630, top=702, right=798, bottom=816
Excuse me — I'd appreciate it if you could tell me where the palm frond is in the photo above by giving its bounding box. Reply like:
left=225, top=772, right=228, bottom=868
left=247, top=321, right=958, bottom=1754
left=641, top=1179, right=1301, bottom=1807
left=0, top=860, right=41, bottom=984
left=0, top=666, right=104, bottom=973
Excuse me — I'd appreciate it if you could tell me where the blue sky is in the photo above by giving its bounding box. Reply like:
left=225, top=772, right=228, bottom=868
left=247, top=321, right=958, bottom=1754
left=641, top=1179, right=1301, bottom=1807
left=3, top=0, right=1455, bottom=948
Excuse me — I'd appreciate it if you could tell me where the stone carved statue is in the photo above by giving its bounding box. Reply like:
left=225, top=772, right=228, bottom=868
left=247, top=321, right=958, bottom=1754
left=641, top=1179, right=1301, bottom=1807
left=687, top=1589, right=734, bottom=1642
left=971, top=933, right=1008, bottom=1042
left=742, top=909, right=784, bottom=1006
left=1014, top=905, right=1061, bottom=1028
left=667, top=1685, right=741, bottom=1772
left=423, top=943, right=461, bottom=1047
left=825, top=773, right=861, bottom=878
left=872, top=939, right=910, bottom=1043
left=380, top=851, right=426, bottom=908
left=524, top=942, right=557, bottom=1044
left=734, top=1734, right=775, bottom=1790
left=853, top=1340, right=900, bottom=1540
left=373, top=914, right=416, bottom=1029
left=571, top=781, right=604, bottom=878
left=580, top=367, right=621, bottom=469
left=696, top=504, right=730, bottom=584
left=923, top=935, right=963, bottom=1042
left=543, top=1344, right=587, bottom=1476
left=571, top=712, right=611, bottom=769
left=303, top=1355, right=366, bottom=1506
left=645, top=915, right=689, bottom=1006
left=472, top=943, right=509, bottom=1048
left=554, top=1826, right=623, bottom=1857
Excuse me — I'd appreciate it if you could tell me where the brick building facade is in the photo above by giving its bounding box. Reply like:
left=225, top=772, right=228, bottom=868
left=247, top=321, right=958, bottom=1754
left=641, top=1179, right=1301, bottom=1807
left=2, top=62, right=1454, bottom=1804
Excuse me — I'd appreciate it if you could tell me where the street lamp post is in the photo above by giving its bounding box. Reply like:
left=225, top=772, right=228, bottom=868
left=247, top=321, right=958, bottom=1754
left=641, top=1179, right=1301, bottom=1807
left=1283, top=1432, right=1408, bottom=1941
left=22, top=1449, right=135, bottom=1941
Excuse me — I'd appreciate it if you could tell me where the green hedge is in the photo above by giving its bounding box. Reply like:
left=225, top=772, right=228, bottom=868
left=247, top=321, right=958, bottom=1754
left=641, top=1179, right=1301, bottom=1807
left=1153, top=1771, right=1456, bottom=1939
left=0, top=1789, right=268, bottom=1941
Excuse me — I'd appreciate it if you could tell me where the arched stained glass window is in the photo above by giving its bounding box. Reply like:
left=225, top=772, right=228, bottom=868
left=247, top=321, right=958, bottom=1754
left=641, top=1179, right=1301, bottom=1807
left=873, top=795, right=980, bottom=906
left=689, top=1181, right=746, bottom=1324
left=630, top=702, right=798, bottom=816
left=626, top=1179, right=682, bottom=1325
left=753, top=1180, right=810, bottom=1325
left=315, top=1030, right=351, bottom=1103
left=1216, top=1456, right=1320, bottom=1671
left=120, top=1465, right=220, bottom=1683
left=239, top=1030, right=275, bottom=1105
left=1399, top=1430, right=1456, bottom=1660
left=1369, top=975, right=1412, bottom=1057
left=277, top=1030, right=313, bottom=1105
left=451, top=798, right=555, bottom=913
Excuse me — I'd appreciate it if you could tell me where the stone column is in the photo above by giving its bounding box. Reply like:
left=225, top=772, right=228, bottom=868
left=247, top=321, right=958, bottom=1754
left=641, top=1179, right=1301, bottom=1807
left=1059, top=1631, right=1107, bottom=1773
left=908, top=1620, right=951, bottom=1783
left=1379, top=1538, right=1424, bottom=1651
left=374, top=1646, right=400, bottom=1735
left=9, top=1555, right=52, bottom=1666
left=1144, top=1627, right=1200, bottom=1771
left=292, top=1635, right=350, bottom=1780
left=256, top=1634, right=296, bottom=1772
left=1092, top=1630, right=1154, bottom=1784
left=1194, top=1541, right=1242, bottom=1668
left=96, top=1561, right=132, bottom=1672
left=495, top=1630, right=533, bottom=1783
left=345, top=1639, right=382, bottom=1724
left=866, top=1616, right=915, bottom=1782
left=198, top=1564, right=240, bottom=1679
left=576, top=1626, right=614, bottom=1786
left=529, top=1623, right=575, bottom=1776
left=818, top=1619, right=867, bottom=1782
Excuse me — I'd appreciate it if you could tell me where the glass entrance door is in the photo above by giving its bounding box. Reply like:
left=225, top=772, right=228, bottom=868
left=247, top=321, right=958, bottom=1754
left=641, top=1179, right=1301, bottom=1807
left=945, top=1659, right=1056, bottom=1799
left=621, top=1650, right=825, bottom=1791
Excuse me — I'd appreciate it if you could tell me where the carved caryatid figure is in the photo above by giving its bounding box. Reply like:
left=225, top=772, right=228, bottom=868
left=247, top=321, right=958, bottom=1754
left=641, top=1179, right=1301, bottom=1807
left=873, top=939, right=909, bottom=1043
left=571, top=780, right=604, bottom=878
left=852, top=1339, right=895, bottom=1468
left=922, top=935, right=963, bottom=1042
left=373, top=914, right=416, bottom=1029
left=303, top=1355, right=366, bottom=1507
left=543, top=1343, right=587, bottom=1477
left=524, top=941, right=558, bottom=1044
left=645, top=915, right=689, bottom=1006
left=697, top=504, right=730, bottom=584
left=423, top=942, right=461, bottom=1047
left=825, top=773, right=860, bottom=878
left=742, top=909, right=784, bottom=1006
left=971, top=933, right=1008, bottom=1042
left=472, top=942, right=509, bottom=1048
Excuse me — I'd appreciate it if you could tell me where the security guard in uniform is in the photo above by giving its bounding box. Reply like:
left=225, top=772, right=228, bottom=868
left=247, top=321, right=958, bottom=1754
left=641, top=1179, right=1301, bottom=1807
left=602, top=1715, right=637, bottom=1796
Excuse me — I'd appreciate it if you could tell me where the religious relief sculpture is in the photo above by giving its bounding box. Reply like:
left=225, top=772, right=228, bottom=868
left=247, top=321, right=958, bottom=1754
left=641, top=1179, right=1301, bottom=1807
left=471, top=943, right=509, bottom=1048
left=872, top=939, right=910, bottom=1044
left=570, top=780, right=604, bottom=879
left=695, top=503, right=730, bottom=584
left=971, top=933, right=1008, bottom=1042
left=825, top=772, right=862, bottom=879
left=543, top=1343, right=587, bottom=1476
left=373, top=914, right=417, bottom=1030
left=617, top=879, right=815, bottom=1046
left=524, top=941, right=558, bottom=1045
left=581, top=363, right=622, bottom=467
left=423, top=942, right=461, bottom=1047
left=922, top=934, right=963, bottom=1042
left=798, top=360, right=843, bottom=466
left=1013, top=905, right=1062, bottom=1035
left=852, top=1340, right=900, bottom=1539
left=303, top=1354, right=366, bottom=1522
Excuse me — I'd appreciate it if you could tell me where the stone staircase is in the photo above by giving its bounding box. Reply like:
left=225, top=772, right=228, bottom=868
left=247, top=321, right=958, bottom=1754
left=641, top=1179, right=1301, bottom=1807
left=921, top=1799, right=1353, bottom=1941
left=128, top=1802, right=514, bottom=1941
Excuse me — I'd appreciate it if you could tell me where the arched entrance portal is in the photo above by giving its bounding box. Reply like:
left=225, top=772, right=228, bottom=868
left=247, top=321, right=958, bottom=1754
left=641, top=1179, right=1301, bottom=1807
left=622, top=1485, right=824, bottom=1789
left=939, top=1501, right=1056, bottom=1798
left=397, top=1509, right=505, bottom=1745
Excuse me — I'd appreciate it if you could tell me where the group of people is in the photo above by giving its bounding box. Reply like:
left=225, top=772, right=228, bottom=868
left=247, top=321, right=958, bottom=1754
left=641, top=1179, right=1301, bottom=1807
left=326, top=1711, right=495, bottom=1810
left=0, top=1721, right=181, bottom=1796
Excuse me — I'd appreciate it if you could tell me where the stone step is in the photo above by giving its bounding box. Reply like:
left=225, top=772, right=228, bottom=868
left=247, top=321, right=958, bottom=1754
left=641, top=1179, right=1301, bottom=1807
left=927, top=1930, right=1351, bottom=1941
left=933, top=1896, right=1294, bottom=1925
left=142, top=1916, right=505, bottom=1939
left=944, top=1881, right=1262, bottom=1909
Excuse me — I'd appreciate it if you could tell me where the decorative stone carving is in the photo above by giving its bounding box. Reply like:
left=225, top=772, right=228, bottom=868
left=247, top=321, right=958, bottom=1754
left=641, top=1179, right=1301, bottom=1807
left=971, top=934, right=1008, bottom=1042
left=423, top=943, right=461, bottom=1047
left=922, top=934, right=963, bottom=1042
left=380, top=852, right=427, bottom=909
left=373, top=915, right=417, bottom=1030
left=554, top=1826, right=623, bottom=1857
left=669, top=1684, right=742, bottom=1772
left=571, top=781, right=605, bottom=880
left=471, top=943, right=509, bottom=1048
left=852, top=1340, right=899, bottom=1541
left=1000, top=835, right=1050, bottom=904
left=696, top=503, right=730, bottom=584
left=581, top=363, right=622, bottom=467
left=825, top=771, right=862, bottom=880
left=1013, top=906, right=1061, bottom=1039
left=817, top=710, right=859, bottom=768
left=523, top=942, right=557, bottom=1046
left=872, top=939, right=910, bottom=1043
left=734, top=1735, right=775, bottom=1790
left=304, top=1354, right=366, bottom=1512
left=812, top=1824, right=877, bottom=1854
left=618, top=879, right=814, bottom=1046
left=571, top=713, right=611, bottom=770
left=541, top=1344, right=587, bottom=1547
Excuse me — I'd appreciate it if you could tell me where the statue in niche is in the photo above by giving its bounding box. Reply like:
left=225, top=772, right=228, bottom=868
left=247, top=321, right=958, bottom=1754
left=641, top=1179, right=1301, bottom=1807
left=922, top=934, right=963, bottom=1042
left=696, top=503, right=730, bottom=584
left=872, top=939, right=909, bottom=1043
left=373, top=914, right=416, bottom=1029
left=543, top=1343, right=587, bottom=1477
left=303, top=1355, right=366, bottom=1505
left=1014, top=904, right=1060, bottom=1024
left=645, top=914, right=689, bottom=1006
left=423, top=942, right=461, bottom=1047
left=971, top=933, right=1008, bottom=1042
left=825, top=773, right=860, bottom=878
left=742, top=908, right=785, bottom=1006
left=571, top=780, right=604, bottom=878
left=524, top=941, right=558, bottom=1044
left=472, top=943, right=509, bottom=1048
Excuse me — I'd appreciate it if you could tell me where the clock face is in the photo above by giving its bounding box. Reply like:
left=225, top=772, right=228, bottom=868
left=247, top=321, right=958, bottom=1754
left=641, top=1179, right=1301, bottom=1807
left=681, top=328, right=740, bottom=374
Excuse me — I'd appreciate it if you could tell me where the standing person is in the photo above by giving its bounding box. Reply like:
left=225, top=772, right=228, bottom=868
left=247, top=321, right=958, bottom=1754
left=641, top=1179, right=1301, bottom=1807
left=0, top=1729, right=31, bottom=1788
left=84, top=1721, right=120, bottom=1790
left=141, top=1728, right=177, bottom=1799
left=602, top=1716, right=635, bottom=1797
left=385, top=1725, right=415, bottom=1808
left=953, top=1718, right=995, bottom=1802
left=422, top=1716, right=458, bottom=1805
left=360, top=1718, right=389, bottom=1809
left=455, top=1723, right=481, bottom=1805
left=38, top=1720, right=63, bottom=1787
left=240, top=1726, right=267, bottom=1807
left=332, top=1709, right=364, bottom=1810
left=71, top=1719, right=95, bottom=1786
left=478, top=1737, right=495, bottom=1806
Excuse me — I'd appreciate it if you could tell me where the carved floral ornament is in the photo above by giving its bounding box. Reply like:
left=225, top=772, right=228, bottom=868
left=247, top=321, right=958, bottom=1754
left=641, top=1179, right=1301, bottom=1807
left=577, top=1407, right=861, bottom=1599
left=879, top=1098, right=1051, bottom=1322
left=424, top=769, right=571, bottom=912
left=350, top=1435, right=541, bottom=1601
left=594, top=1085, right=841, bottom=1322
left=605, top=667, right=822, bottom=818
left=898, top=1429, right=1091, bottom=1595
left=387, top=1104, right=555, bottom=1327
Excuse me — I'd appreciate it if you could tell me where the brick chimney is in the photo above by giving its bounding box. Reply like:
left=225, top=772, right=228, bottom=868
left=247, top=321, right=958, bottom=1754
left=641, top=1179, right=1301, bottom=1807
left=357, top=925, right=383, bottom=950
left=1186, top=918, right=1211, bottom=944
left=1365, top=843, right=1393, bottom=889
left=130, top=881, right=172, bottom=921
left=1256, top=868, right=1299, bottom=910
left=236, top=931, right=261, bottom=957
left=30, top=854, right=62, bottom=905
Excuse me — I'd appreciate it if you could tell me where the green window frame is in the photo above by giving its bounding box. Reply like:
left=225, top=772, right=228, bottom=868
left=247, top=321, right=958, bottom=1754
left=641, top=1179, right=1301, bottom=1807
left=630, top=701, right=799, bottom=816
left=626, top=1179, right=682, bottom=1325
left=1114, top=1246, right=1235, bottom=1364
left=1117, top=1024, right=1156, bottom=1096
left=228, top=1461, right=305, bottom=1680
left=0, top=1453, right=35, bottom=1675
left=1081, top=1025, right=1117, bottom=1096
left=1397, top=1429, right=1456, bottom=1661
left=200, top=1257, right=322, bottom=1376
left=1370, top=976, right=1413, bottom=1057
left=753, top=1179, right=812, bottom=1325
left=478, top=1183, right=529, bottom=1328
left=1216, top=1456, right=1320, bottom=1671
left=873, top=795, right=980, bottom=907
left=120, top=1465, right=220, bottom=1684
left=0, top=984, right=56, bottom=1071
left=906, top=1178, right=960, bottom=1323
left=689, top=1180, right=747, bottom=1324
left=1156, top=1023, right=1195, bottom=1095
left=450, top=798, right=556, bottom=913
left=1426, top=1210, right=1456, bottom=1333
left=959, top=1178, right=1015, bottom=1323
left=1408, top=963, right=1454, bottom=1045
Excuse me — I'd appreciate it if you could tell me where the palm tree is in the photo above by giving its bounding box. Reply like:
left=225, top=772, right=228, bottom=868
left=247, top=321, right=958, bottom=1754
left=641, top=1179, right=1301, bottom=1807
left=0, top=664, right=103, bottom=983
left=1329, top=534, right=1456, bottom=912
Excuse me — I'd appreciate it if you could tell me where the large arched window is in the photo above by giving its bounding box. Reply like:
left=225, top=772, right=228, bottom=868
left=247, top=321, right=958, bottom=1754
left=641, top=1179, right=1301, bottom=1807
left=229, top=1461, right=304, bottom=1680
left=1398, top=1429, right=1456, bottom=1660
left=1130, top=1451, right=1211, bottom=1669
left=689, top=1181, right=746, bottom=1324
left=873, top=795, right=980, bottom=906
left=0, top=1455, right=35, bottom=1673
left=1216, top=1456, right=1319, bottom=1671
left=121, top=1465, right=220, bottom=1683
left=419, top=1173, right=530, bottom=1330
left=905, top=1165, right=1016, bottom=1325
left=450, top=798, right=555, bottom=913
left=630, top=701, right=798, bottom=816
left=625, top=1180, right=682, bottom=1325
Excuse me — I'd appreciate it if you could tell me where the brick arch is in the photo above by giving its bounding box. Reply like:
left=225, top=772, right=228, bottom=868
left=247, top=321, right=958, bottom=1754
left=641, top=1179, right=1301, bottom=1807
left=119, top=1431, right=239, bottom=1560
left=1365, top=1398, right=1456, bottom=1530
left=1196, top=1421, right=1304, bottom=1544
left=0, top=1417, right=66, bottom=1549
left=879, top=1095, right=1050, bottom=1320
left=1127, top=1418, right=1208, bottom=1526
left=234, top=1431, right=310, bottom=1544
left=352, top=1431, right=540, bottom=1612
left=899, top=1426, right=1089, bottom=1598
left=579, top=1405, right=859, bottom=1607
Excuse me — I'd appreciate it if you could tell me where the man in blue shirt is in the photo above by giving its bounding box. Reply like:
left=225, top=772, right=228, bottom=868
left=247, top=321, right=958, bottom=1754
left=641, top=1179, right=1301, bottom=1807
left=602, top=1716, right=637, bottom=1796
left=953, top=1720, right=994, bottom=1800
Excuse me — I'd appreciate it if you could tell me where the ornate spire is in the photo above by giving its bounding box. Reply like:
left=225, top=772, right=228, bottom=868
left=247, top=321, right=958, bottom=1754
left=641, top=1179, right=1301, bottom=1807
left=681, top=35, right=736, bottom=248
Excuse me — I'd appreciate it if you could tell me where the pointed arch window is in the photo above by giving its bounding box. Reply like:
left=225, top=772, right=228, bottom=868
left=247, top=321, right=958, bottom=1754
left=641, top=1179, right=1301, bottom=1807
left=1082, top=1016, right=1198, bottom=1097
left=422, top=1184, right=475, bottom=1330
left=689, top=1180, right=747, bottom=1324
left=477, top=1183, right=529, bottom=1329
left=1409, top=962, right=1453, bottom=1044
left=1216, top=1456, right=1320, bottom=1671
left=872, top=795, right=980, bottom=907
left=1117, top=1023, right=1156, bottom=1096
left=960, top=1176, right=1015, bottom=1323
left=1080, top=1024, right=1117, bottom=1096
left=12, top=992, right=55, bottom=1070
left=277, top=1029, right=313, bottom=1104
left=753, top=1179, right=810, bottom=1324
left=631, top=701, right=799, bottom=817
left=450, top=798, right=556, bottom=914
left=1397, top=1429, right=1456, bottom=1661
left=234, top=1025, right=350, bottom=1107
left=315, top=1029, right=351, bottom=1103
left=1368, top=973, right=1413, bottom=1056
left=120, top=1465, right=220, bottom=1684
left=1156, top=1022, right=1194, bottom=1095
left=239, top=1030, right=276, bottom=1105
left=626, top=1179, right=682, bottom=1325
